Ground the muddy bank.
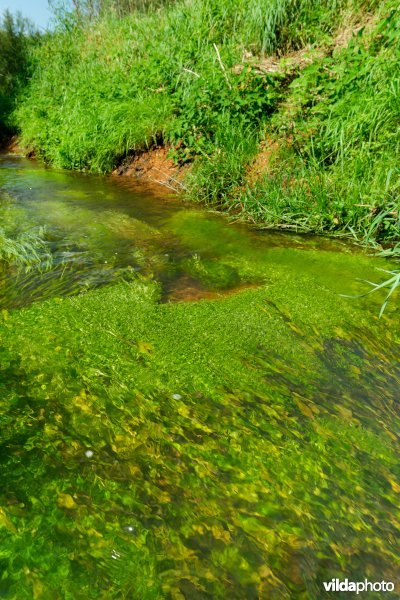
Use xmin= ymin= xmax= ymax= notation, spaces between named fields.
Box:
xmin=112 ymin=146 xmax=190 ymax=191
xmin=0 ymin=135 xmax=28 ymax=155
xmin=2 ymin=138 xmax=188 ymax=192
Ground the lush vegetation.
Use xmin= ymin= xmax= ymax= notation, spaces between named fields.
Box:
xmin=244 ymin=8 xmax=400 ymax=240
xmin=0 ymin=11 xmax=38 ymax=143
xmin=1 ymin=2 xmax=399 ymax=596
xmin=11 ymin=0 xmax=399 ymax=256
xmin=0 ymin=188 xmax=52 ymax=272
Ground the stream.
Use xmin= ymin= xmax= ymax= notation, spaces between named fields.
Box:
xmin=0 ymin=154 xmax=399 ymax=598
xmin=0 ymin=153 xmax=384 ymax=308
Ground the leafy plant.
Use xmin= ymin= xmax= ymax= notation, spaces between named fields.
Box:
xmin=0 ymin=10 xmax=38 ymax=141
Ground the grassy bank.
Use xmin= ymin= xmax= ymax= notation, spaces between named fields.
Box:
xmin=0 ymin=11 xmax=38 ymax=143
xmin=12 ymin=0 xmax=400 ymax=249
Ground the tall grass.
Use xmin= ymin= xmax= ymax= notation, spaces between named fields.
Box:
xmin=186 ymin=118 xmax=260 ymax=207
xmin=0 ymin=11 xmax=38 ymax=142
xmin=13 ymin=0 xmax=400 ymax=252
xmin=233 ymin=6 xmax=400 ymax=244
xmin=16 ymin=0 xmax=374 ymax=168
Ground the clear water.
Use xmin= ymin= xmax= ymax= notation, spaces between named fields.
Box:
xmin=0 ymin=154 xmax=374 ymax=309
xmin=1 ymin=154 xmax=400 ymax=599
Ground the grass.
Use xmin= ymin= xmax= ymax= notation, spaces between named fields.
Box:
xmin=341 ymin=267 xmax=400 ymax=317
xmin=240 ymin=7 xmax=400 ymax=239
xmin=0 ymin=11 xmax=38 ymax=142
xmin=0 ymin=191 xmax=53 ymax=271
xmin=12 ymin=0 xmax=399 ymax=255
xmin=1 ymin=2 xmax=399 ymax=594
xmin=10 ymin=0 xmax=399 ymax=317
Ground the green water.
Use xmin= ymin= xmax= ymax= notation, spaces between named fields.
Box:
xmin=0 ymin=155 xmax=400 ymax=599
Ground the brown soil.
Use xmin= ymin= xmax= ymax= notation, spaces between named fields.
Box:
xmin=242 ymin=16 xmax=378 ymax=185
xmin=332 ymin=13 xmax=377 ymax=51
xmin=246 ymin=138 xmax=279 ymax=184
xmin=233 ymin=14 xmax=377 ymax=77
xmin=2 ymin=135 xmax=25 ymax=154
xmin=113 ymin=146 xmax=190 ymax=192
xmin=232 ymin=46 xmax=324 ymax=77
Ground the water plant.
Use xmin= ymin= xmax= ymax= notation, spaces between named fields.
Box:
xmin=0 ymin=226 xmax=52 ymax=271
xmin=1 ymin=145 xmax=399 ymax=598
xmin=0 ymin=1 xmax=399 ymax=595
xmin=1 ymin=265 xmax=399 ymax=598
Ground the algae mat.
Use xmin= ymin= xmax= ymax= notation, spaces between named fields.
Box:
xmin=0 ymin=155 xmax=400 ymax=598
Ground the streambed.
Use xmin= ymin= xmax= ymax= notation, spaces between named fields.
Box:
xmin=0 ymin=154 xmax=399 ymax=598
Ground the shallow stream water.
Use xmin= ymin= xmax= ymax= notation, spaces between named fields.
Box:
xmin=1 ymin=154 xmax=400 ymax=599
xmin=0 ymin=153 xmax=379 ymax=308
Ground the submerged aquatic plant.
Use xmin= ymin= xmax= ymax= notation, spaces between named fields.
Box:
xmin=0 ymin=226 xmax=53 ymax=271
xmin=365 ymin=268 xmax=400 ymax=317
xmin=343 ymin=267 xmax=400 ymax=317
xmin=1 ymin=274 xmax=400 ymax=598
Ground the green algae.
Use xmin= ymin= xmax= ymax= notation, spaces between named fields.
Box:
xmin=180 ymin=256 xmax=242 ymax=291
xmin=1 ymin=274 xmax=400 ymax=598
xmin=1 ymin=157 xmax=400 ymax=598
